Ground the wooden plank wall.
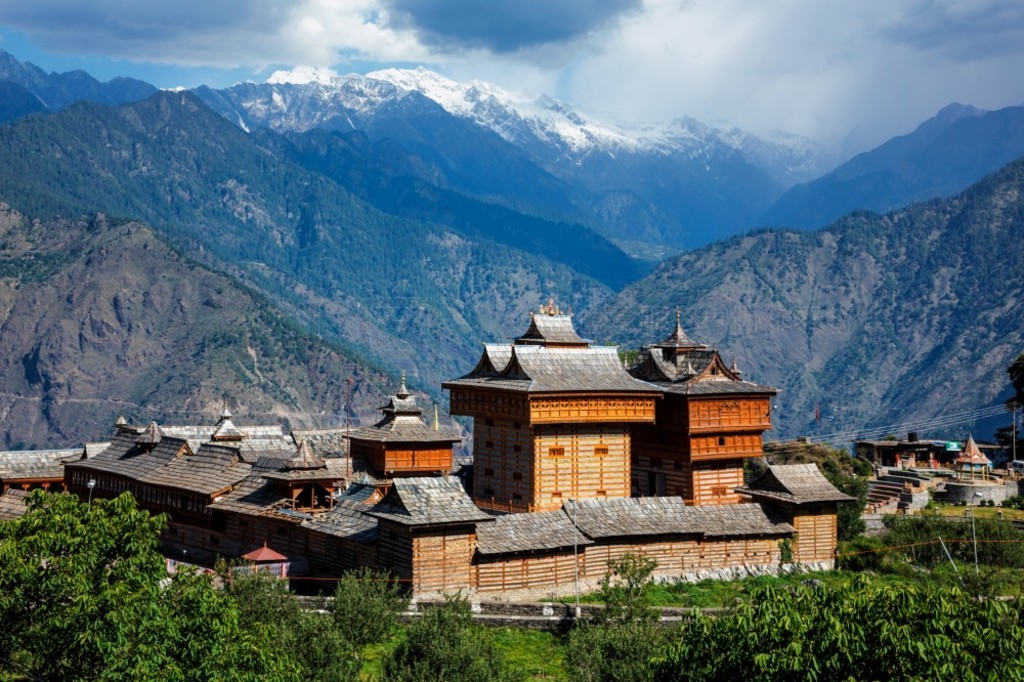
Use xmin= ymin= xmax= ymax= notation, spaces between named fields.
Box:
xmin=475 ymin=551 xmax=581 ymax=592
xmin=691 ymin=463 xmax=745 ymax=505
xmin=473 ymin=418 xmax=535 ymax=512
xmin=385 ymin=446 xmax=453 ymax=475
xmin=377 ymin=521 xmax=414 ymax=584
xmin=533 ymin=424 xmax=630 ymax=511
xmin=411 ymin=527 xmax=477 ymax=593
xmin=306 ymin=534 xmax=378 ymax=576
xmin=690 ymin=433 xmax=766 ymax=461
xmin=793 ymin=507 xmax=838 ymax=564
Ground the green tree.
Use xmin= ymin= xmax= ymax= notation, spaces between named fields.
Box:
xmin=0 ymin=491 xmax=296 ymax=682
xmin=227 ymin=569 xmax=357 ymax=682
xmin=653 ymin=576 xmax=1024 ymax=681
xmin=382 ymin=596 xmax=523 ymax=682
xmin=565 ymin=553 xmax=665 ymax=682
xmin=328 ymin=567 xmax=408 ymax=654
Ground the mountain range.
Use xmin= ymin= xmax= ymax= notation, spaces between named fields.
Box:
xmin=0 ymin=49 xmax=1021 ymax=446
xmin=0 ymin=206 xmax=397 ymax=449
xmin=584 ymin=158 xmax=1024 ymax=439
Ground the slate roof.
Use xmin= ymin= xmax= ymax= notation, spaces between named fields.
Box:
xmin=475 ymin=509 xmax=592 ymax=555
xmin=737 ymin=463 xmax=855 ymax=505
xmin=262 ymin=458 xmax=348 ymax=483
xmin=653 ymin=313 xmax=706 ymax=350
xmin=567 ymin=497 xmax=794 ymax=540
xmin=445 ymin=345 xmax=660 ymax=395
xmin=367 ymin=477 xmax=494 ymax=526
xmin=67 ymin=432 xmax=189 ymax=480
xmin=139 ymin=443 xmax=251 ymax=496
xmin=0 ymin=488 xmax=29 ymax=521
xmin=516 ymin=313 xmax=588 ymax=346
xmin=292 ymin=429 xmax=348 ymax=458
xmin=207 ymin=475 xmax=294 ymax=519
xmin=301 ymin=498 xmax=379 ymax=544
xmin=0 ymin=448 xmax=82 ymax=481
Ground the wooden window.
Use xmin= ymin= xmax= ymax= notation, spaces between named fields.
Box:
xmin=512 ymin=472 xmax=523 ymax=481
xmin=512 ymin=494 xmax=522 ymax=501
xmin=712 ymin=486 xmax=727 ymax=497
xmin=484 ymin=468 xmax=495 ymax=476
xmin=485 ymin=440 xmax=494 ymax=448
xmin=549 ymin=447 xmax=565 ymax=458
xmin=595 ymin=446 xmax=609 ymax=457
xmin=596 ymin=490 xmax=607 ymax=497
xmin=484 ymin=418 xmax=495 ymax=426
xmin=552 ymin=491 xmax=562 ymax=499
xmin=512 ymin=422 xmax=521 ymax=429
xmin=718 ymin=436 xmax=726 ymax=446
xmin=513 ymin=444 xmax=522 ymax=452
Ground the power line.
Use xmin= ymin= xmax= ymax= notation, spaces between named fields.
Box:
xmin=803 ymin=403 xmax=1010 ymax=444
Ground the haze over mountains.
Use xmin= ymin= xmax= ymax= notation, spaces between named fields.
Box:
xmin=0 ymin=49 xmax=1021 ymax=447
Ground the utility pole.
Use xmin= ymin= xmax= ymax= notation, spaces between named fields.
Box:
xmin=345 ymin=378 xmax=354 ymax=486
xmin=1011 ymin=400 xmax=1020 ymax=463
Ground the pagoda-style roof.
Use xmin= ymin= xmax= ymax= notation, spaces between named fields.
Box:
xmin=737 ymin=463 xmax=854 ymax=505
xmin=446 ymin=345 xmax=660 ymax=395
xmin=241 ymin=543 xmax=288 ymax=563
xmin=653 ymin=311 xmax=706 ymax=350
xmin=301 ymin=497 xmax=379 ymax=544
xmin=516 ymin=313 xmax=588 ymax=347
xmin=349 ymin=376 xmax=461 ymax=445
xmin=630 ymin=314 xmax=776 ymax=397
xmin=955 ymin=435 xmax=991 ymax=466
xmin=367 ymin=477 xmax=493 ymax=527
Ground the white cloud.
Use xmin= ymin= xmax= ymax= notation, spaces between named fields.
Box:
xmin=0 ymin=0 xmax=1021 ymax=145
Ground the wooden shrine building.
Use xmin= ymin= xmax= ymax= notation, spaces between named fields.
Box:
xmin=346 ymin=374 xmax=461 ymax=479
xmin=443 ymin=301 xmax=661 ymax=512
xmin=628 ymin=313 xmax=777 ymax=505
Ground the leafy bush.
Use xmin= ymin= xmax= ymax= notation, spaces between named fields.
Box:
xmin=653 ymin=577 xmax=1024 ymax=681
xmin=382 ymin=596 xmax=523 ymax=682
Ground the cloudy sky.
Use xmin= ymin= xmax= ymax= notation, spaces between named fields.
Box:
xmin=1 ymin=0 xmax=1022 ymax=149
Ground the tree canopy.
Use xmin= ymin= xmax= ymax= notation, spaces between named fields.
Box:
xmin=0 ymin=491 xmax=296 ymax=682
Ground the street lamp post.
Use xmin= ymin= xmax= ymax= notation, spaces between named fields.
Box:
xmin=971 ymin=491 xmax=983 ymax=576
xmin=86 ymin=479 xmax=96 ymax=510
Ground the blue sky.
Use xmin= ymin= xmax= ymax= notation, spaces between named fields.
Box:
xmin=1 ymin=0 xmax=1022 ymax=148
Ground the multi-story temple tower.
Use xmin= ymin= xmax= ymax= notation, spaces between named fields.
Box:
xmin=628 ymin=313 xmax=776 ymax=504
xmin=443 ymin=301 xmax=660 ymax=512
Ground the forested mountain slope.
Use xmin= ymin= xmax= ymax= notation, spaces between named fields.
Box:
xmin=584 ymin=158 xmax=1024 ymax=439
xmin=762 ymin=104 xmax=1024 ymax=230
xmin=0 ymin=206 xmax=396 ymax=448
xmin=0 ymin=91 xmax=613 ymax=393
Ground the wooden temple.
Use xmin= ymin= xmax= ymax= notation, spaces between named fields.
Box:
xmin=628 ymin=312 xmax=777 ymax=505
xmin=443 ymin=300 xmax=660 ymax=512
xmin=346 ymin=373 xmax=461 ymax=479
